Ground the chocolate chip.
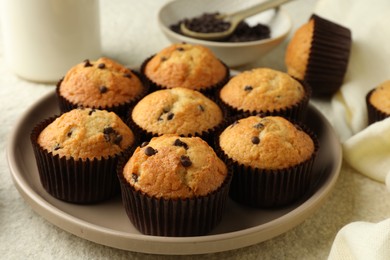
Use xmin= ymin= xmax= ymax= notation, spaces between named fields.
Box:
xmin=131 ymin=173 xmax=138 ymax=183
xmin=99 ymin=86 xmax=108 ymax=93
xmin=173 ymin=139 xmax=189 ymax=150
xmin=67 ymin=131 xmax=72 ymax=137
xmin=123 ymin=73 xmax=132 ymax=78
xmin=176 ymin=47 xmax=185 ymax=51
xmin=170 ymin=12 xmax=270 ymax=43
xmin=140 ymin=141 xmax=149 ymax=147
xmin=113 ymin=135 xmax=122 ymax=145
xmin=54 ymin=144 xmax=61 ymax=150
xmin=253 ymin=122 xmax=264 ymax=129
xmin=103 ymin=127 xmax=119 ymax=143
xmin=244 ymin=85 xmax=253 ymax=91
xmin=167 ymin=112 xmax=174 ymax=120
xmin=98 ymin=63 xmax=105 ymax=69
xmin=84 ymin=59 xmax=93 ymax=67
xmin=251 ymin=136 xmax=260 ymax=144
xmin=103 ymin=127 xmax=114 ymax=134
xmin=180 ymin=155 xmax=192 ymax=167
xmin=158 ymin=108 xmax=174 ymax=121
xmin=198 ymin=105 xmax=205 ymax=112
xmin=181 ymin=12 xmax=231 ymax=33
xmin=144 ymin=146 xmax=157 ymax=156
xmin=161 ymin=56 xmax=167 ymax=62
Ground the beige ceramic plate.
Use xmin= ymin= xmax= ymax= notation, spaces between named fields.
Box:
xmin=7 ymin=90 xmax=341 ymax=255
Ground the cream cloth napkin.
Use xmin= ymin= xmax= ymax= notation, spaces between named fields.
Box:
xmin=328 ymin=218 xmax=390 ymax=260
xmin=342 ymin=118 xmax=390 ymax=185
xmin=312 ymin=0 xmax=390 ymax=259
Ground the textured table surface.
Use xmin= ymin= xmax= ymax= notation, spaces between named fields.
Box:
xmin=2 ymin=1 xmax=390 ymax=259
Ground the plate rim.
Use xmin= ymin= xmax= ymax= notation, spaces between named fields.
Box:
xmin=6 ymin=90 xmax=342 ymax=255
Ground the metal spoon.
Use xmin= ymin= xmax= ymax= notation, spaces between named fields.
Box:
xmin=180 ymin=0 xmax=293 ymax=41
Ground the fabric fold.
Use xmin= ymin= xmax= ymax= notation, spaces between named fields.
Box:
xmin=343 ymin=117 xmax=390 ymax=184
xmin=328 ymin=219 xmax=390 ymax=260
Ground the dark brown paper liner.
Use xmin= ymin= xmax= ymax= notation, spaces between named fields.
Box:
xmin=30 ymin=116 xmax=132 ymax=204
xmin=304 ymin=14 xmax=352 ymax=97
xmin=140 ymin=55 xmax=230 ymax=98
xmin=215 ymin=120 xmax=319 ymax=208
xmin=126 ymin=96 xmax=230 ymax=147
xmin=56 ymin=70 xmax=150 ymax=120
xmin=117 ymin=154 xmax=232 ymax=236
xmin=217 ymin=77 xmax=311 ymax=122
xmin=366 ymin=88 xmax=390 ymax=125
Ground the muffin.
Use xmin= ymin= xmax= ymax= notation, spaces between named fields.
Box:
xmin=366 ymin=80 xmax=390 ymax=124
xmin=56 ymin=57 xmax=148 ymax=118
xmin=217 ymin=115 xmax=318 ymax=208
xmin=129 ymin=87 xmax=225 ymax=144
xmin=285 ymin=14 xmax=352 ymax=96
xmin=219 ymin=68 xmax=310 ymax=120
xmin=141 ymin=43 xmax=229 ymax=96
xmin=30 ymin=108 xmax=136 ymax=203
xmin=117 ymin=134 xmax=231 ymax=236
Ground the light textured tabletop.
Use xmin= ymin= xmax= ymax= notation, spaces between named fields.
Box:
xmin=2 ymin=0 xmax=390 ymax=259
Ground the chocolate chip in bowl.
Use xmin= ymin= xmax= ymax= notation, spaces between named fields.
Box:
xmin=158 ymin=0 xmax=292 ymax=67
xmin=170 ymin=12 xmax=271 ymax=42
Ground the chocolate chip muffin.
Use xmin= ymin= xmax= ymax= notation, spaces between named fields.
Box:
xmin=117 ymin=135 xmax=231 ymax=236
xmin=141 ymin=43 xmax=229 ymax=95
xmin=217 ymin=115 xmax=318 ymax=208
xmin=366 ymin=80 xmax=390 ymax=124
xmin=219 ymin=68 xmax=310 ymax=120
xmin=57 ymin=57 xmax=148 ymax=118
xmin=31 ymin=108 xmax=136 ymax=203
xmin=130 ymin=87 xmax=224 ymax=144
xmin=285 ymin=14 xmax=352 ymax=96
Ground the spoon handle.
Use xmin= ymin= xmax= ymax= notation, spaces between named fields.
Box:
xmin=228 ymin=0 xmax=294 ymax=24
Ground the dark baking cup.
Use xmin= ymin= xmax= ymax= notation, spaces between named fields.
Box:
xmin=304 ymin=14 xmax=352 ymax=97
xmin=126 ymin=96 xmax=230 ymax=147
xmin=140 ymin=55 xmax=230 ymax=98
xmin=218 ymin=77 xmax=311 ymax=122
xmin=56 ymin=70 xmax=150 ymax=120
xmin=30 ymin=116 xmax=133 ymax=204
xmin=366 ymin=88 xmax=390 ymax=125
xmin=117 ymin=154 xmax=232 ymax=236
xmin=215 ymin=120 xmax=319 ymax=208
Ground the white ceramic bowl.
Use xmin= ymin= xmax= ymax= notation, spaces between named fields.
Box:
xmin=158 ymin=0 xmax=292 ymax=68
